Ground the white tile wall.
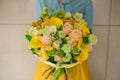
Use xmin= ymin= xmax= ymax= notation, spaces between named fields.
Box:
xmin=111 ymin=0 xmax=120 ymax=25
xmin=88 ymin=26 xmax=109 ymax=80
xmin=0 ymin=0 xmax=120 ymax=80
xmin=0 ymin=0 xmax=35 ymax=24
xmin=0 ymin=25 xmax=37 ymax=80
xmin=107 ymin=27 xmax=120 ymax=80
xmin=93 ymin=0 xmax=110 ymax=25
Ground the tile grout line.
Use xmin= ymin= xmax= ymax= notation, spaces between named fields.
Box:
xmin=105 ymin=0 xmax=112 ymax=80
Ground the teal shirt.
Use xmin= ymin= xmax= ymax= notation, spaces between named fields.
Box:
xmin=35 ymin=0 xmax=93 ymax=30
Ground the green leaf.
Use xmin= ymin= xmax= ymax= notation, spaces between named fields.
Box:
xmin=52 ymin=31 xmax=59 ymax=41
xmin=54 ymin=68 xmax=63 ymax=80
xmin=65 ymin=68 xmax=70 ymax=76
xmin=50 ymin=12 xmax=58 ymax=18
xmin=57 ymin=50 xmax=65 ymax=57
xmin=72 ymin=47 xmax=79 ymax=55
xmin=40 ymin=7 xmax=49 ymax=19
xmin=62 ymin=38 xmax=67 ymax=44
xmin=83 ymin=37 xmax=89 ymax=43
xmin=25 ymin=34 xmax=32 ymax=41
xmin=58 ymin=25 xmax=62 ymax=30
xmin=48 ymin=49 xmax=56 ymax=56
xmin=56 ymin=62 xmax=63 ymax=68
xmin=48 ymin=57 xmax=55 ymax=63
xmin=31 ymin=48 xmax=39 ymax=56
xmin=89 ymin=29 xmax=92 ymax=34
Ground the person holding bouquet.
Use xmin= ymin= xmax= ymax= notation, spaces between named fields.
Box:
xmin=33 ymin=0 xmax=93 ymax=80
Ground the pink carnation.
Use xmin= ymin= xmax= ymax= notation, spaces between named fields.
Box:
xmin=63 ymin=22 xmax=73 ymax=35
xmin=54 ymin=55 xmax=62 ymax=61
xmin=41 ymin=36 xmax=51 ymax=44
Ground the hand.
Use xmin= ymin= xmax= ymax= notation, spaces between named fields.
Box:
xmin=60 ymin=0 xmax=65 ymax=4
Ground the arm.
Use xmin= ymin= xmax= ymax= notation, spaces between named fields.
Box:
xmin=83 ymin=0 xmax=93 ymax=30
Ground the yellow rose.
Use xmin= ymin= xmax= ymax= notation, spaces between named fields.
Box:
xmin=42 ymin=18 xmax=51 ymax=27
xmin=74 ymin=23 xmax=90 ymax=37
xmin=42 ymin=52 xmax=49 ymax=60
xmin=39 ymin=48 xmax=49 ymax=61
xmin=79 ymin=23 xmax=90 ymax=36
xmin=74 ymin=50 xmax=88 ymax=64
xmin=50 ymin=17 xmax=63 ymax=28
xmin=77 ymin=39 xmax=83 ymax=50
xmin=29 ymin=36 xmax=41 ymax=48
xmin=75 ymin=43 xmax=89 ymax=64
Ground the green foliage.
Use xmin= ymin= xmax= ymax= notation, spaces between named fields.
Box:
xmin=83 ymin=37 xmax=89 ymax=43
xmin=62 ymin=38 xmax=67 ymax=44
xmin=72 ymin=47 xmax=79 ymax=55
xmin=40 ymin=7 xmax=49 ymax=18
xmin=48 ymin=49 xmax=56 ymax=56
xmin=57 ymin=50 xmax=65 ymax=57
xmin=58 ymin=25 xmax=62 ymax=30
xmin=50 ymin=8 xmax=64 ymax=19
xmin=62 ymin=53 xmax=72 ymax=63
xmin=25 ymin=33 xmax=32 ymax=41
xmin=51 ymin=31 xmax=59 ymax=41
xmin=65 ymin=68 xmax=70 ymax=76
xmin=31 ymin=48 xmax=39 ymax=56
xmin=54 ymin=68 xmax=63 ymax=80
xmin=48 ymin=57 xmax=55 ymax=63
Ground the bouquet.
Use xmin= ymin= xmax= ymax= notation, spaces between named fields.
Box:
xmin=25 ymin=8 xmax=98 ymax=80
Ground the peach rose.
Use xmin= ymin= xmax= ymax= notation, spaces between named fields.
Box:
xmin=69 ymin=29 xmax=82 ymax=42
xmin=66 ymin=37 xmax=77 ymax=47
xmin=63 ymin=22 xmax=73 ymax=35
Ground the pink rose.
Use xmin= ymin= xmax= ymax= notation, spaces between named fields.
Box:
xmin=63 ymin=22 xmax=73 ymax=35
xmin=41 ymin=36 xmax=51 ymax=44
xmin=54 ymin=55 xmax=62 ymax=61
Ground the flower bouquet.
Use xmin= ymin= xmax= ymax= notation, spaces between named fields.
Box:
xmin=25 ymin=8 xmax=98 ymax=80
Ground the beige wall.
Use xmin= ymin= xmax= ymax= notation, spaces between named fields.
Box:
xmin=0 ymin=0 xmax=120 ymax=80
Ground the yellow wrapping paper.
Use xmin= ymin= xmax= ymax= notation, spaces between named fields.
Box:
xmin=33 ymin=60 xmax=91 ymax=80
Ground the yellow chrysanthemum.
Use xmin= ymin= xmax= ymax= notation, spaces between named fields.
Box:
xmin=50 ymin=17 xmax=63 ymax=28
xmin=29 ymin=36 xmax=41 ymax=48
xmin=74 ymin=44 xmax=89 ymax=64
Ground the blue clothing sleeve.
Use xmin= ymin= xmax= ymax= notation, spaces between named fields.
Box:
xmin=35 ymin=0 xmax=44 ymax=21
xmin=34 ymin=0 xmax=61 ymax=21
xmin=83 ymin=0 xmax=93 ymax=30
